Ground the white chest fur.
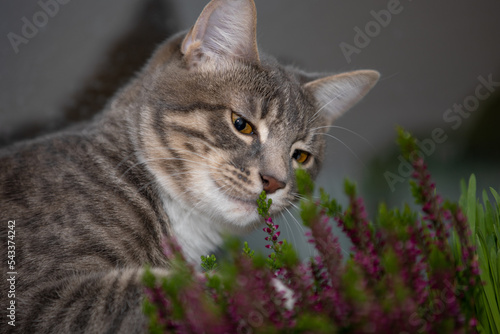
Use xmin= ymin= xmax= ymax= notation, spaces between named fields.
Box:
xmin=162 ymin=196 xmax=224 ymax=265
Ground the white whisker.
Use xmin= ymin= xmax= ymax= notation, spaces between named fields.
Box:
xmin=309 ymin=125 xmax=373 ymax=149
xmin=313 ymin=133 xmax=366 ymax=168
xmin=283 ymin=206 xmax=305 ymax=236
xmin=283 ymin=206 xmax=315 ymax=258
xmin=287 ymin=201 xmax=300 ymax=211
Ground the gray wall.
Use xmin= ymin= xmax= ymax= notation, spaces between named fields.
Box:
xmin=2 ymin=0 xmax=499 ymax=258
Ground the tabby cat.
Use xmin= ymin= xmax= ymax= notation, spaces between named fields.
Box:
xmin=0 ymin=0 xmax=379 ymax=332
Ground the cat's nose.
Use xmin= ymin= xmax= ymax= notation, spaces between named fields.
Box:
xmin=261 ymin=175 xmax=286 ymax=194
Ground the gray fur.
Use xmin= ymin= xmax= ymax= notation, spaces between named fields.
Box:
xmin=0 ymin=0 xmax=378 ymax=332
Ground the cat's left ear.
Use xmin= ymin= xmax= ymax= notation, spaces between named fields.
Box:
xmin=304 ymin=70 xmax=380 ymax=124
xmin=181 ymin=0 xmax=260 ymax=68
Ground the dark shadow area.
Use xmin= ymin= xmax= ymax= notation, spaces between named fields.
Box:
xmin=0 ymin=0 xmax=178 ymax=147
xmin=464 ymin=84 xmax=500 ymax=162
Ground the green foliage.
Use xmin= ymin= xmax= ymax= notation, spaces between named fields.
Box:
xmin=257 ymin=190 xmax=272 ymax=218
xmin=341 ymin=261 xmax=367 ymax=303
xmin=296 ymin=168 xmax=314 ymax=197
xmin=294 ymin=313 xmax=337 ymax=333
xmin=160 ymin=265 xmax=192 ymax=319
xmin=242 ymin=241 xmax=255 ymax=258
xmin=142 ymin=265 xmax=157 ymax=288
xmin=377 ymin=203 xmax=416 ymax=240
xmin=459 ymin=175 xmax=500 ymax=333
xmin=297 ymin=170 xmax=343 ymax=225
xmin=265 ymin=239 xmax=299 ymax=270
xmin=343 ymin=179 xmax=356 ymax=197
xmin=319 ymin=188 xmax=342 ymax=218
xmin=201 ymin=254 xmax=218 ymax=271
xmin=279 ymin=240 xmax=299 ymax=267
xmin=250 ymin=252 xmax=269 ymax=269
xmin=410 ymin=180 xmax=426 ymax=205
xmin=396 ymin=126 xmax=418 ymax=160
xmin=299 ymin=197 xmax=319 ymax=227
xmin=223 ymin=235 xmax=242 ymax=254
xmin=142 ymin=267 xmax=165 ymax=334
xmin=380 ymin=247 xmax=400 ymax=275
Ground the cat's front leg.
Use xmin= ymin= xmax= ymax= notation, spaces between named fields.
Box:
xmin=17 ymin=268 xmax=169 ymax=334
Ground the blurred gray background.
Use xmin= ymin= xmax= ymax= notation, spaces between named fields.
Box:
xmin=1 ymin=0 xmax=499 ymax=258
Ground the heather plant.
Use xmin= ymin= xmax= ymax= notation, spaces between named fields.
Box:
xmin=143 ymin=129 xmax=493 ymax=333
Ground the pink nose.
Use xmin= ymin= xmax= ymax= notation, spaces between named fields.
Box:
xmin=261 ymin=175 xmax=286 ymax=194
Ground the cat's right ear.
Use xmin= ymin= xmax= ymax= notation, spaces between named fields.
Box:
xmin=181 ymin=0 xmax=260 ymax=69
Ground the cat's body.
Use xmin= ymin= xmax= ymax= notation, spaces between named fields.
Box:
xmin=1 ymin=0 xmax=378 ymax=332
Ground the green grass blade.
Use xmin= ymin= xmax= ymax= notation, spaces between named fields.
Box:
xmin=489 ymin=248 xmax=499 ymax=299
xmin=467 ymin=175 xmax=477 ymax=237
xmin=477 ymin=236 xmax=500 ymax=331
xmin=490 ymin=187 xmax=500 ymax=207
xmin=477 ymin=202 xmax=486 ymax=240
xmin=496 ymin=224 xmax=500 ymax=253
xmin=483 ymin=190 xmax=494 ymax=231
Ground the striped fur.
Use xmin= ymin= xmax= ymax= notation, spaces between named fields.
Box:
xmin=0 ymin=0 xmax=378 ymax=332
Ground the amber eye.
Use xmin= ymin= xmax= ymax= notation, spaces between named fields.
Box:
xmin=292 ymin=150 xmax=310 ymax=164
xmin=231 ymin=112 xmax=254 ymax=135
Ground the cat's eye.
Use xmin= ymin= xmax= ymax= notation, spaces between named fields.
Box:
xmin=292 ymin=150 xmax=310 ymax=164
xmin=231 ymin=112 xmax=254 ymax=135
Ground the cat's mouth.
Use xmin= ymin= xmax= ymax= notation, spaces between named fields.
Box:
xmin=209 ymin=176 xmax=286 ymax=224
xmin=224 ymin=194 xmax=258 ymax=211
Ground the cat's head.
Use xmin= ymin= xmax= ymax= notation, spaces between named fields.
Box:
xmin=134 ymin=0 xmax=379 ymax=231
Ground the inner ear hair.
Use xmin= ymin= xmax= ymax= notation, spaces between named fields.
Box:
xmin=181 ymin=0 xmax=260 ymax=68
xmin=304 ymin=70 xmax=380 ymax=125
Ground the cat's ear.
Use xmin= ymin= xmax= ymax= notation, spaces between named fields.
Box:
xmin=304 ymin=70 xmax=380 ymax=124
xmin=181 ymin=0 xmax=260 ymax=68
